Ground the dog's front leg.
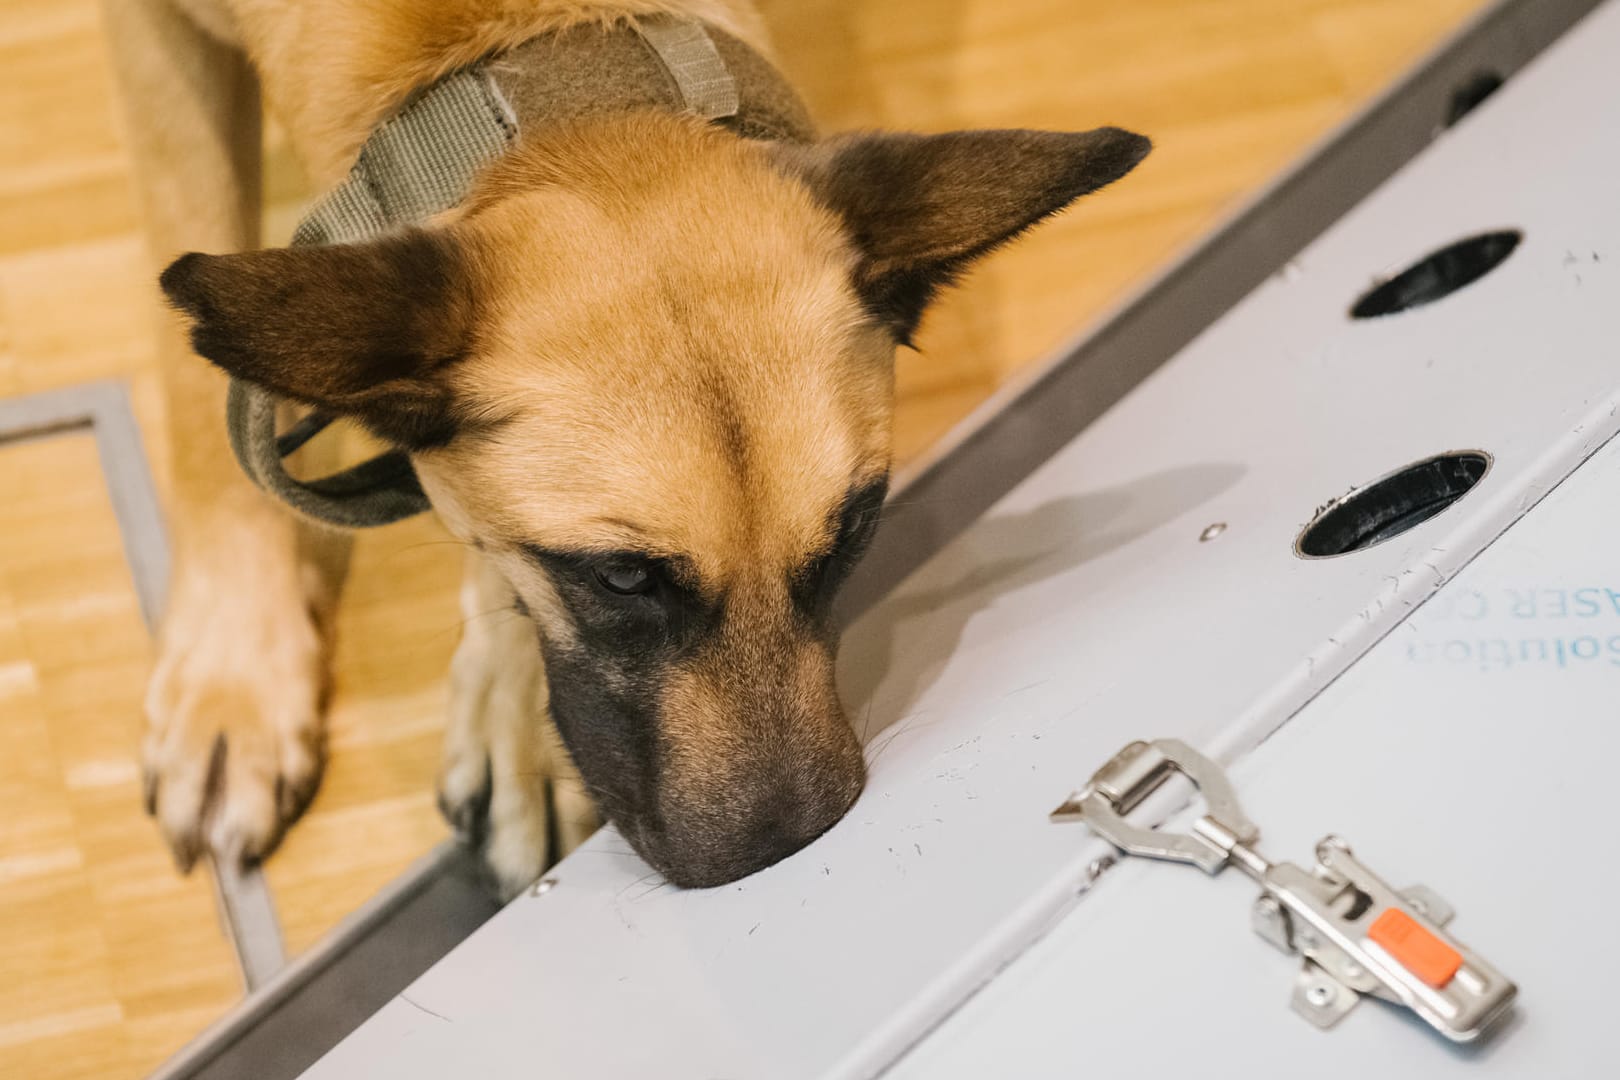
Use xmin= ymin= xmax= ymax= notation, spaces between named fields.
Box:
xmin=103 ymin=0 xmax=351 ymax=869
xmin=443 ymin=552 xmax=597 ymax=898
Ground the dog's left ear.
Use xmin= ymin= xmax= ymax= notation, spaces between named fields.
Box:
xmin=778 ymin=126 xmax=1151 ymax=345
xmin=159 ymin=229 xmax=475 ymax=448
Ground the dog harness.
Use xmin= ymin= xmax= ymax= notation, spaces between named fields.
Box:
xmin=226 ymin=15 xmax=813 ymax=528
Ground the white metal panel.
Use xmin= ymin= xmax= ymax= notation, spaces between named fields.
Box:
xmin=890 ymin=397 xmax=1620 ymax=1080
xmin=304 ymin=2 xmax=1620 ymax=1077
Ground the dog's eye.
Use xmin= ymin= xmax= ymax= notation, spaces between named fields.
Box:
xmin=594 ymin=564 xmax=655 ymax=596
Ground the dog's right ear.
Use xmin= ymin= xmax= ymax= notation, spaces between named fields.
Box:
xmin=777 ymin=126 xmax=1151 ymax=345
xmin=159 ymin=230 xmax=476 ymax=449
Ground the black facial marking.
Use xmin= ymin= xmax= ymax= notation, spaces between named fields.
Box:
xmin=792 ymin=476 xmax=889 ymax=622
xmin=516 ymin=546 xmax=717 ymax=842
xmin=515 ymin=478 xmax=885 ymax=886
xmin=522 ymin=546 xmax=717 ymax=646
xmin=537 ymin=637 xmax=666 ymax=838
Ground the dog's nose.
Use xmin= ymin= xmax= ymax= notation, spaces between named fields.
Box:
xmin=655 ymin=760 xmax=865 ymax=888
xmin=746 ymin=782 xmax=859 ymax=869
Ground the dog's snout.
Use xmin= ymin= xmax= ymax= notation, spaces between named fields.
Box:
xmin=652 ymin=747 xmax=866 ymax=889
xmin=745 ymin=769 xmax=863 ymax=869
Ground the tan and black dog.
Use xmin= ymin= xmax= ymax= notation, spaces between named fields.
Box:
xmin=105 ymin=0 xmax=1149 ymax=894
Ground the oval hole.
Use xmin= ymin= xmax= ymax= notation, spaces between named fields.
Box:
xmin=1350 ymin=231 xmax=1521 ymax=319
xmin=1296 ymin=452 xmax=1491 ymax=558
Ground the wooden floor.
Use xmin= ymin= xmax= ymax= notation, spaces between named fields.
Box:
xmin=0 ymin=0 xmax=1485 ymax=1076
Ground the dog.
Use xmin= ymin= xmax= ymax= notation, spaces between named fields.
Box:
xmin=104 ymin=0 xmax=1150 ymax=895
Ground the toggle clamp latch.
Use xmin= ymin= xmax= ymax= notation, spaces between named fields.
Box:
xmin=1051 ymin=739 xmax=1516 ymax=1042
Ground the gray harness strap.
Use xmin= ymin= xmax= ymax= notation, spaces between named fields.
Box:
xmin=229 ymin=15 xmax=747 ymax=528
xmin=632 ymin=15 xmax=739 ymax=120
xmin=291 ymin=70 xmax=517 ymax=248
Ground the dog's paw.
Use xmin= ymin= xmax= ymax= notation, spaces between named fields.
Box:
xmin=435 ymin=743 xmax=491 ymax=844
xmin=480 ymin=723 xmax=599 ymax=899
xmin=438 ymin=558 xmax=507 ymax=847
xmin=483 ymin=776 xmax=556 ymax=900
xmin=443 ymin=553 xmax=597 ymax=899
xmin=142 ymin=576 xmax=328 ymax=871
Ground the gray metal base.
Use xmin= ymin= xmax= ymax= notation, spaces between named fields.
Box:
xmin=151 ymin=844 xmax=500 ymax=1080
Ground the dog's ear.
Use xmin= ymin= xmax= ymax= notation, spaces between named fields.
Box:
xmin=159 ymin=230 xmax=475 ymax=448
xmin=779 ymin=127 xmax=1150 ymax=345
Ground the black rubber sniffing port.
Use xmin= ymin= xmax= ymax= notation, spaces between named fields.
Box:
xmin=1296 ymin=452 xmax=1491 ymax=558
xmin=1350 ymin=230 xmax=1521 ymax=319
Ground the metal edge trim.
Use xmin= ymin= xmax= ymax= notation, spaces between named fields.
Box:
xmin=148 ymin=842 xmax=466 ymax=1080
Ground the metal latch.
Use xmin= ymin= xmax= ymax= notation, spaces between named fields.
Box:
xmin=1052 ymin=738 xmax=1516 ymax=1042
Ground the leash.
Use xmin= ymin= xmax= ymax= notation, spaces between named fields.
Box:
xmin=227 ymin=15 xmax=748 ymax=528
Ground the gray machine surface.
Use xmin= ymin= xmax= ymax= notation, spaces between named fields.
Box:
xmin=293 ymin=0 xmax=1620 ymax=1076
xmin=836 ymin=0 xmax=1599 ymax=618
xmin=893 ymin=421 xmax=1620 ymax=1079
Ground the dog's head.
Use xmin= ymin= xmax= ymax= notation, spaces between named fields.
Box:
xmin=161 ymin=115 xmax=1148 ymax=886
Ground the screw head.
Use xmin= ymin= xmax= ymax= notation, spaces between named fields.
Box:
xmin=531 ymin=877 xmax=559 ymax=897
xmin=1305 ymin=982 xmax=1336 ymax=1007
xmin=1199 ymin=522 xmax=1228 ymax=542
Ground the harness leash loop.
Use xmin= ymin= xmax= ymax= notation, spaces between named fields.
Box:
xmin=226 ymin=15 xmax=740 ymax=529
xmin=227 ymin=381 xmax=431 ymax=529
